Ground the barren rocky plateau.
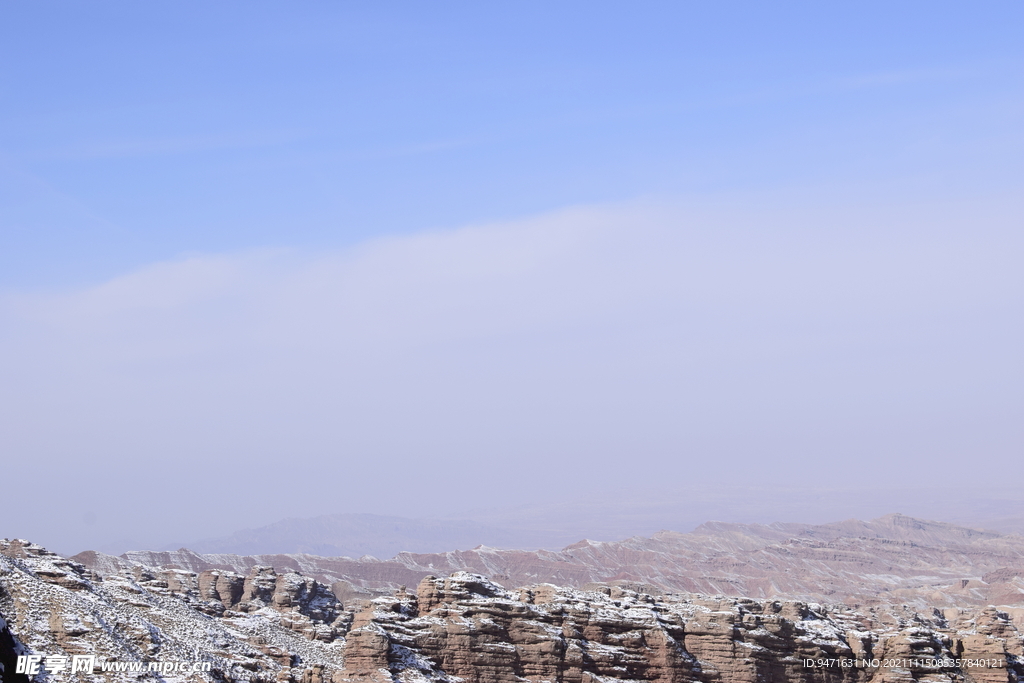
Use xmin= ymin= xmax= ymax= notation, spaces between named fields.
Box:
xmin=3 ymin=514 xmax=1024 ymax=683
xmin=82 ymin=514 xmax=1024 ymax=610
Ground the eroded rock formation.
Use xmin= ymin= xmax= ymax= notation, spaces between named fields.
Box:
xmin=4 ymin=538 xmax=1024 ymax=682
xmin=329 ymin=572 xmax=1024 ymax=683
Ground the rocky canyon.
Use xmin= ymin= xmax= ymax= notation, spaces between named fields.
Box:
xmin=3 ymin=515 xmax=1024 ymax=682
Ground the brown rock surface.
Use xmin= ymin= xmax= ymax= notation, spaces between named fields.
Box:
xmin=336 ymin=572 xmax=1024 ymax=683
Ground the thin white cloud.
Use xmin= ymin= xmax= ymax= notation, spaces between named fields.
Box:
xmin=1 ymin=193 xmax=1021 ymax=552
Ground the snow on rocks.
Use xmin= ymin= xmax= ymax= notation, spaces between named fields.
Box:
xmin=5 ymin=545 xmax=1024 ymax=682
xmin=1 ymin=539 xmax=347 ymax=682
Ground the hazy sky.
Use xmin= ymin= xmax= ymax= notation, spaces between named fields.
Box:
xmin=1 ymin=2 xmax=1022 ymax=554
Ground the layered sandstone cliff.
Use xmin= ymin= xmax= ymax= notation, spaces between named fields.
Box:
xmin=337 ymin=572 xmax=1024 ymax=683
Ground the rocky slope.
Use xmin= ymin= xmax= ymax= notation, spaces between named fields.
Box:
xmin=4 ymin=539 xmax=1024 ymax=683
xmin=1 ymin=539 xmax=349 ymax=682
xmin=89 ymin=515 xmax=1024 ymax=609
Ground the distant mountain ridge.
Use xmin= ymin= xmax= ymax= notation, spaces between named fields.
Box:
xmin=160 ymin=486 xmax=1024 ymax=562
xmin=80 ymin=513 xmax=1024 ymax=609
xmin=173 ymin=513 xmax=539 ymax=558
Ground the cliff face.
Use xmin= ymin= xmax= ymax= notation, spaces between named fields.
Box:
xmin=5 ymin=538 xmax=1024 ymax=683
xmin=338 ymin=573 xmax=1024 ymax=683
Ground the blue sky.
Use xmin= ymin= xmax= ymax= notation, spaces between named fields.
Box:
xmin=2 ymin=2 xmax=1023 ymax=554
xmin=3 ymin=1 xmax=1022 ymax=286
